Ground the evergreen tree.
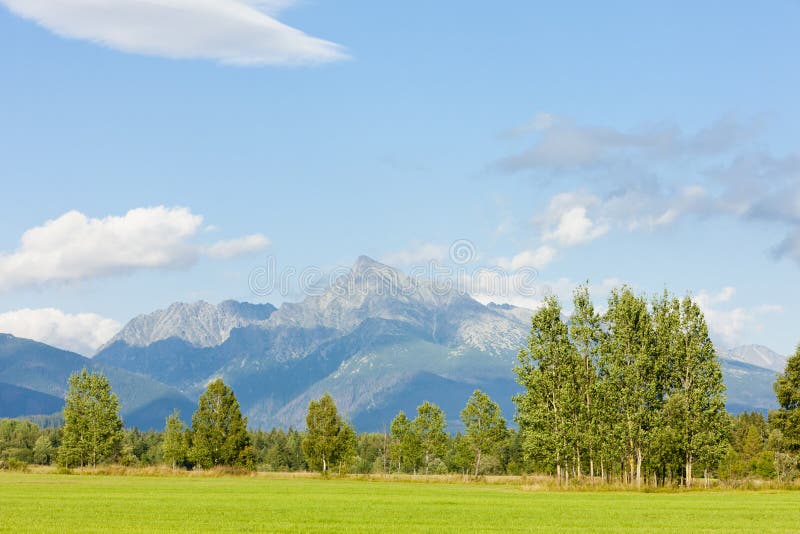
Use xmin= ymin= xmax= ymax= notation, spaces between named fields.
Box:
xmin=162 ymin=409 xmax=189 ymax=469
xmin=189 ymin=379 xmax=250 ymax=468
xmin=58 ymin=369 xmax=123 ymax=467
xmin=412 ymin=401 xmax=448 ymax=475
xmin=302 ymin=393 xmax=356 ymax=474
xmin=772 ymin=343 xmax=800 ymax=453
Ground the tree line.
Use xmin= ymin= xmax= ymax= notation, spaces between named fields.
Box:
xmin=1 ymin=284 xmax=800 ymax=485
xmin=0 ymin=370 xmax=514 ymax=476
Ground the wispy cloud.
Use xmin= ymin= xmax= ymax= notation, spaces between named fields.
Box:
xmin=0 ymin=308 xmax=121 ymax=355
xmin=496 ymin=113 xmax=758 ymax=172
xmin=494 ymin=246 xmax=557 ymax=271
xmin=206 ymin=234 xmax=270 ymax=259
xmin=0 ymin=0 xmax=347 ymax=66
xmin=692 ymin=287 xmax=783 ymax=348
xmin=495 ymin=112 xmax=800 ymax=267
xmin=0 ymin=206 xmax=270 ymax=293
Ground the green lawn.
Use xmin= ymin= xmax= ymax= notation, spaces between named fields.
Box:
xmin=1 ymin=473 xmax=799 ymax=533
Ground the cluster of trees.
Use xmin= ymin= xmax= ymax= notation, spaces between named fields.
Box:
xmin=387 ymin=392 xmax=507 ymax=476
xmin=514 ymin=287 xmax=729 ymax=487
xmin=2 ymin=293 xmax=800 ymax=486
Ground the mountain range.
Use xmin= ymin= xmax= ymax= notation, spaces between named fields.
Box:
xmin=0 ymin=256 xmax=790 ymax=430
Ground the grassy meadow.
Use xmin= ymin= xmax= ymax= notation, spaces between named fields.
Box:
xmin=1 ymin=472 xmax=800 ymax=533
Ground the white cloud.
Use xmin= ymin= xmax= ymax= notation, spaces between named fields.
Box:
xmin=538 ymin=192 xmax=609 ymax=247
xmin=381 ymin=243 xmax=448 ymax=267
xmin=469 ymin=272 xmax=621 ymax=314
xmin=0 ymin=308 xmax=121 ymax=356
xmin=205 ymin=234 xmax=270 ymax=259
xmin=0 ymin=0 xmax=347 ymax=66
xmin=0 ymin=206 xmax=270 ymax=293
xmin=494 ymin=246 xmax=556 ymax=271
xmin=693 ymin=287 xmax=783 ymax=348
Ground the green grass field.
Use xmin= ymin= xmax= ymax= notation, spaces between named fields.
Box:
xmin=1 ymin=472 xmax=799 ymax=533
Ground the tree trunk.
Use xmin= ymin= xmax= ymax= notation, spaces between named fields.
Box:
xmin=474 ymin=451 xmax=481 ymax=477
xmin=628 ymin=455 xmax=635 ymax=486
xmin=685 ymin=458 xmax=692 ymax=488
xmin=636 ymin=447 xmax=643 ymax=488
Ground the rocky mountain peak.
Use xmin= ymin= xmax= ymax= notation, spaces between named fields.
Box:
xmin=724 ymin=344 xmax=788 ymax=373
xmin=100 ymin=299 xmax=276 ymax=351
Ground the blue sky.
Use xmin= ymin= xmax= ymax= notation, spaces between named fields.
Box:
xmin=0 ymin=1 xmax=799 ymax=356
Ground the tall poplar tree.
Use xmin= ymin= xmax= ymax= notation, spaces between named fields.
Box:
xmin=514 ymin=295 xmax=580 ymax=481
xmin=672 ymin=296 xmax=728 ymax=486
xmin=600 ymin=287 xmax=655 ymax=487
xmin=569 ymin=285 xmax=603 ymax=480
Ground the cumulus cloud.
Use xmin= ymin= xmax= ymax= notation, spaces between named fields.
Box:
xmin=205 ymin=234 xmax=270 ymax=259
xmin=693 ymin=287 xmax=783 ymax=348
xmin=0 ymin=0 xmax=347 ymax=66
xmin=537 ymin=192 xmax=609 ymax=247
xmin=0 ymin=206 xmax=270 ymax=293
xmin=0 ymin=308 xmax=121 ymax=356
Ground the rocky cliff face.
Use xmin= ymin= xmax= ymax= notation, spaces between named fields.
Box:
xmin=100 ymin=300 xmax=276 ymax=350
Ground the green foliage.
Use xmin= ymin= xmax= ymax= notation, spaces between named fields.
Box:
xmin=0 ymin=419 xmax=40 ymax=464
xmin=389 ymin=411 xmax=421 ymax=473
xmin=189 ymin=379 xmax=250 ymax=469
xmin=251 ymin=428 xmax=306 ymax=471
xmin=302 ymin=393 xmax=356 ymax=474
xmin=58 ymin=369 xmax=123 ymax=468
xmin=514 ymin=286 xmax=729 ymax=486
xmin=461 ymin=390 xmax=507 ymax=476
xmin=412 ymin=401 xmax=448 ymax=475
xmin=162 ymin=410 xmax=189 ymax=469
xmin=772 ymin=344 xmax=800 ymax=452
xmin=514 ymin=295 xmax=580 ymax=479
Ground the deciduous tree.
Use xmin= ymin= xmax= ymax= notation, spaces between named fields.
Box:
xmin=461 ymin=390 xmax=507 ymax=476
xmin=58 ymin=369 xmax=123 ymax=468
xmin=412 ymin=401 xmax=448 ymax=475
xmin=302 ymin=393 xmax=356 ymax=475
